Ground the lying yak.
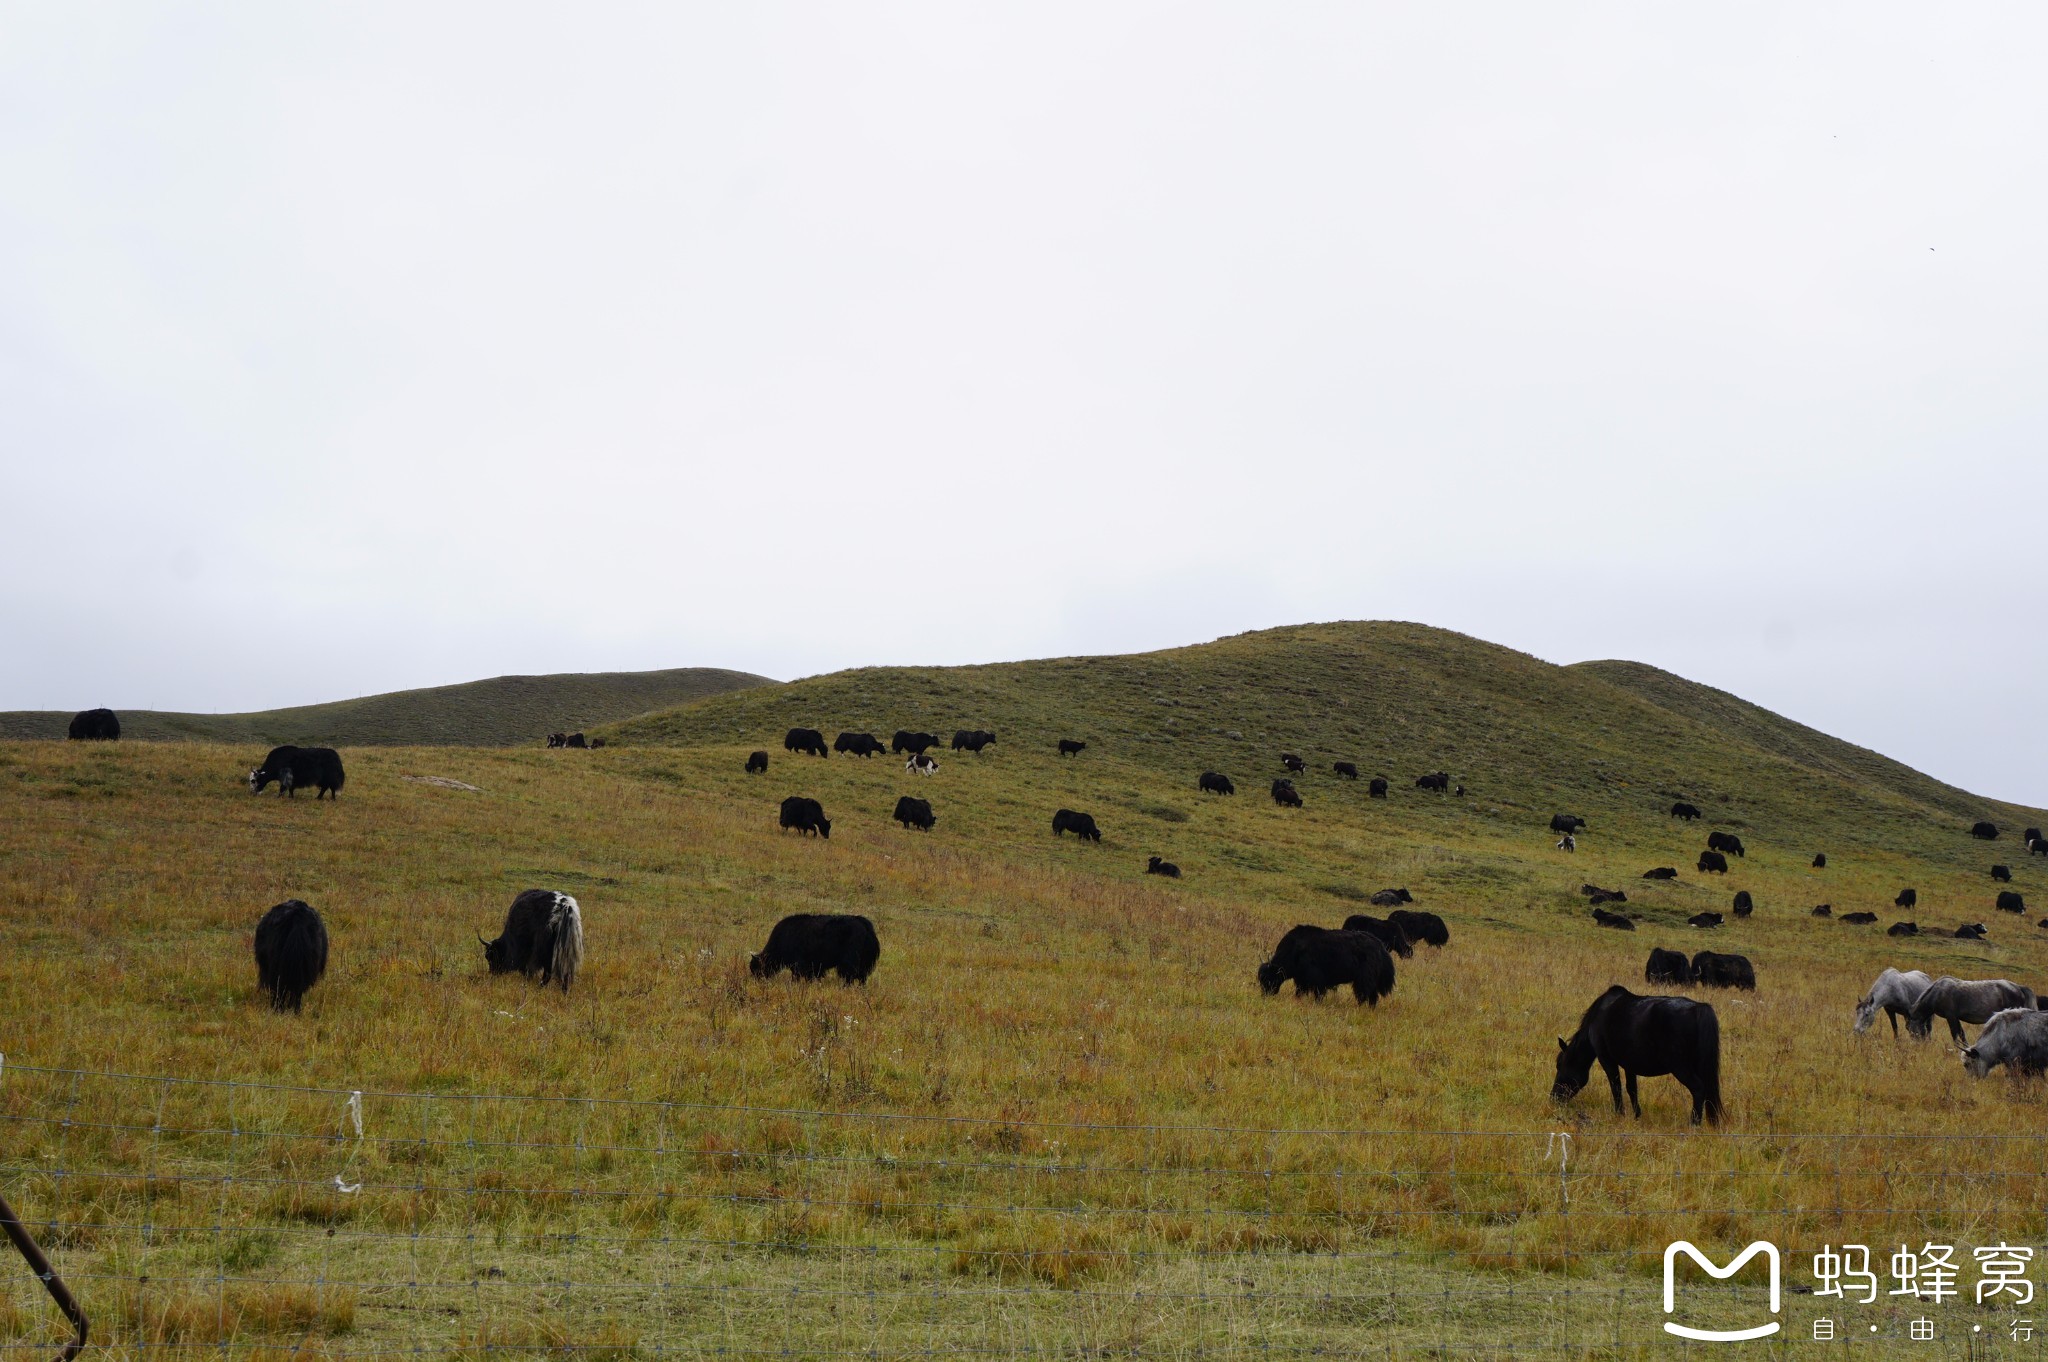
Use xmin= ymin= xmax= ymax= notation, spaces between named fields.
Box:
xmin=1593 ymin=908 xmax=1636 ymax=931
xmin=1145 ymin=855 xmax=1181 ymax=879
xmin=1256 ymin=926 xmax=1395 ymax=1006
xmin=750 ymin=913 xmax=880 ymax=983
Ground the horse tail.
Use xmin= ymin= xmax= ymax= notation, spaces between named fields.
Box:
xmin=548 ymin=894 xmax=583 ymax=992
xmin=1695 ymin=1006 xmax=1724 ymax=1124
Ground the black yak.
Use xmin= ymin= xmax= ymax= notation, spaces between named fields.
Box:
xmin=1368 ymin=778 xmax=1389 ymax=798
xmin=564 ymin=733 xmax=588 ymax=748
xmin=1198 ymin=771 xmax=1236 ymax=796
xmin=1550 ymin=814 xmax=1586 ymax=835
xmin=952 ymin=729 xmax=997 ymax=753
xmin=1593 ymin=907 xmax=1635 ymax=930
xmin=834 ymin=731 xmax=886 ymax=757
xmin=1642 ymin=867 xmax=1679 ymax=880
xmin=891 ymin=730 xmax=940 ymax=754
xmin=893 ymin=796 xmax=935 ymax=831
xmin=253 ymin=899 xmax=328 ymax=1013
xmin=1955 ymin=922 xmax=1988 ymax=939
xmin=1812 ymin=903 xmax=1833 ymax=917
xmin=745 ymin=750 xmax=769 ymax=773
xmin=1369 ymin=888 xmax=1414 ymax=907
xmin=1707 ymin=831 xmax=1746 ymax=858
xmin=1690 ymin=950 xmax=1756 ymax=991
xmin=1841 ymin=911 xmax=1878 ymax=924
xmin=1280 ymin=753 xmax=1306 ymax=773
xmin=1689 ymin=912 xmax=1724 ymax=929
xmin=546 ymin=732 xmax=566 ymax=747
xmin=1670 ymin=802 xmax=1702 ymax=821
xmin=750 ymin=913 xmax=879 ymax=983
xmin=480 ymin=889 xmax=583 ymax=991
xmin=1415 ymin=772 xmax=1450 ymax=792
xmin=1888 ymin=921 xmax=1919 ymax=937
xmin=67 ymin=708 xmax=120 ymax=741
xmin=779 ymin=796 xmax=831 ymax=838
xmin=1645 ymin=948 xmax=1693 ymax=985
xmin=249 ymin=746 xmax=346 ymax=799
xmin=1058 ymin=739 xmax=1087 ymax=757
xmin=1341 ymin=914 xmax=1414 ymax=957
xmin=785 ymin=728 xmax=829 ymax=757
xmin=1697 ymin=851 xmax=1729 ymax=874
xmin=1145 ymin=855 xmax=1180 ymax=879
xmin=1052 ymin=809 xmax=1101 ymax=841
xmin=1388 ymin=909 xmax=1448 ymax=947
xmin=1895 ymin=888 xmax=1918 ymax=910
xmin=1731 ymin=890 xmax=1753 ymax=917
xmin=1256 ymin=926 xmax=1395 ymax=1005
xmin=1271 ymin=779 xmax=1302 ymax=808
xmin=1998 ymin=891 xmax=2026 ymax=914
xmin=1333 ymin=761 xmax=1359 ymax=780
xmin=1553 ymin=985 xmax=1722 ymax=1124
xmin=1972 ymin=821 xmax=2000 ymax=840
xmin=1812 ymin=853 xmax=1827 ymax=868
xmin=1993 ymin=865 xmax=2012 ymax=882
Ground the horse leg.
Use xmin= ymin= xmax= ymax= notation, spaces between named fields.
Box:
xmin=1624 ymin=1071 xmax=1643 ymax=1119
xmin=1950 ymin=1016 xmax=1967 ymax=1045
xmin=1600 ymin=1059 xmax=1625 ymax=1115
xmin=1887 ymin=1007 xmax=1901 ymax=1039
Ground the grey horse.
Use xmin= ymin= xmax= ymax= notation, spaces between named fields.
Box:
xmin=1854 ymin=968 xmax=1933 ymax=1038
xmin=1963 ymin=1008 xmax=2048 ymax=1077
xmin=1906 ymin=977 xmax=2038 ymax=1043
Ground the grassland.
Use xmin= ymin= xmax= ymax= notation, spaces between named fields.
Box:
xmin=0 ymin=666 xmax=773 ymax=747
xmin=2 ymin=622 xmax=2046 ymax=1358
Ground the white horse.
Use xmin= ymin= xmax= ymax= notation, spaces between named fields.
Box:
xmin=1854 ymin=968 xmax=1932 ymax=1037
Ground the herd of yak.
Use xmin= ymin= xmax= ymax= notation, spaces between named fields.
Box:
xmin=60 ymin=706 xmax=2048 ymax=1127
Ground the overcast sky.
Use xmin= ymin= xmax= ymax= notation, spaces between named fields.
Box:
xmin=3 ymin=4 xmax=2043 ymax=804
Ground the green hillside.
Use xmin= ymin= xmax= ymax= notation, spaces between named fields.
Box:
xmin=0 ymin=666 xmax=774 ymax=747
xmin=607 ymin=621 xmax=2042 ymax=858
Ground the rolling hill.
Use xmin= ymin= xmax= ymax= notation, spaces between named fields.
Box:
xmin=0 ymin=666 xmax=775 ymax=748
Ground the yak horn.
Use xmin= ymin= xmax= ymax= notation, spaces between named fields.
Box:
xmin=477 ymin=932 xmax=489 ymax=946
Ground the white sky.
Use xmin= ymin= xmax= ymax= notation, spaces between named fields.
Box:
xmin=3 ymin=4 xmax=2044 ymax=804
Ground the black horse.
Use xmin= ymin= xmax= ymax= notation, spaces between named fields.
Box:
xmin=1552 ymin=985 xmax=1723 ymax=1125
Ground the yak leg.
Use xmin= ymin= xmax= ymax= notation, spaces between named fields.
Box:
xmin=1623 ymin=1070 xmax=1643 ymax=1118
xmin=1599 ymin=1059 xmax=1626 ymax=1115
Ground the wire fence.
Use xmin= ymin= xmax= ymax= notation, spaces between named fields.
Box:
xmin=5 ymin=1060 xmax=2048 ymax=1358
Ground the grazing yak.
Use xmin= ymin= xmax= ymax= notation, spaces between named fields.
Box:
xmin=1972 ymin=821 xmax=2000 ymax=840
xmin=1271 ymin=779 xmax=1302 ymax=808
xmin=893 ymin=796 xmax=935 ymax=831
xmin=253 ymin=900 xmax=328 ymax=1013
xmin=1645 ymin=948 xmax=1693 ymax=985
xmin=952 ymin=729 xmax=997 ymax=753
xmin=891 ymin=730 xmax=941 ymax=755
xmin=834 ymin=731 xmax=886 ymax=757
xmin=1998 ymin=891 xmax=2027 ymax=914
xmin=481 ymin=889 xmax=583 ymax=992
xmin=1908 ymin=977 xmax=2038 ymax=1043
xmin=1993 ymin=865 xmax=2013 ymax=882
xmin=1257 ymin=926 xmax=1396 ymax=1005
xmin=1840 ymin=911 xmax=1878 ymax=924
xmin=1731 ymin=890 xmax=1753 ymax=917
xmin=1691 ymin=951 xmax=1756 ymax=990
xmin=1388 ymin=909 xmax=1448 ymax=947
xmin=2026 ymin=827 xmax=2045 ymax=855
xmin=1895 ymin=888 xmax=1918 ymax=910
xmin=1646 ymin=950 xmax=1695 ymax=983
xmin=546 ymin=732 xmax=566 ymax=747
xmin=1557 ymin=834 xmax=1577 ymax=853
xmin=1280 ymin=753 xmax=1307 ymax=774
xmin=1697 ymin=851 xmax=1729 ymax=874
xmin=1642 ymin=867 xmax=1679 ymax=880
xmin=1812 ymin=904 xmax=1833 ymax=917
xmin=1340 ymin=914 xmax=1414 ymax=957
xmin=1855 ymin=968 xmax=1935 ymax=1037
xmin=1058 ymin=739 xmax=1087 ymax=757
xmin=905 ymin=753 xmax=938 ymax=775
xmin=1198 ymin=771 xmax=1236 ymax=796
xmin=1369 ymin=888 xmax=1414 ymax=907
xmin=1812 ymin=853 xmax=1827 ymax=868
xmin=1549 ymin=814 xmax=1586 ymax=835
xmin=1553 ymin=985 xmax=1723 ymax=1125
xmin=1593 ymin=907 xmax=1636 ymax=930
xmin=1888 ymin=921 xmax=1919 ymax=937
xmin=1367 ymin=778 xmax=1389 ymax=798
xmin=779 ymin=796 xmax=832 ymax=838
xmin=1415 ymin=771 xmax=1451 ymax=792
xmin=67 ymin=708 xmax=121 ymax=741
xmin=249 ymin=746 xmax=346 ymax=800
xmin=1333 ymin=761 xmax=1359 ymax=780
xmin=1688 ymin=912 xmax=1724 ymax=929
xmin=1963 ymin=1008 xmax=2048 ymax=1078
xmin=1052 ymin=809 xmax=1101 ymax=841
xmin=745 ymin=750 xmax=769 ymax=773
xmin=750 ymin=913 xmax=879 ymax=984
xmin=1706 ymin=831 xmax=1745 ymax=858
xmin=785 ymin=728 xmax=829 ymax=757
xmin=1670 ymin=802 xmax=1702 ymax=821
xmin=1145 ymin=855 xmax=1181 ymax=879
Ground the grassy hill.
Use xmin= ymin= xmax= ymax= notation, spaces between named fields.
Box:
xmin=605 ymin=621 xmax=2041 ymax=860
xmin=0 ymin=666 xmax=774 ymax=747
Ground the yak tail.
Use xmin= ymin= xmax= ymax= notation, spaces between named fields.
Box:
xmin=1695 ymin=1007 xmax=1724 ymax=1124
xmin=549 ymin=894 xmax=584 ymax=992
